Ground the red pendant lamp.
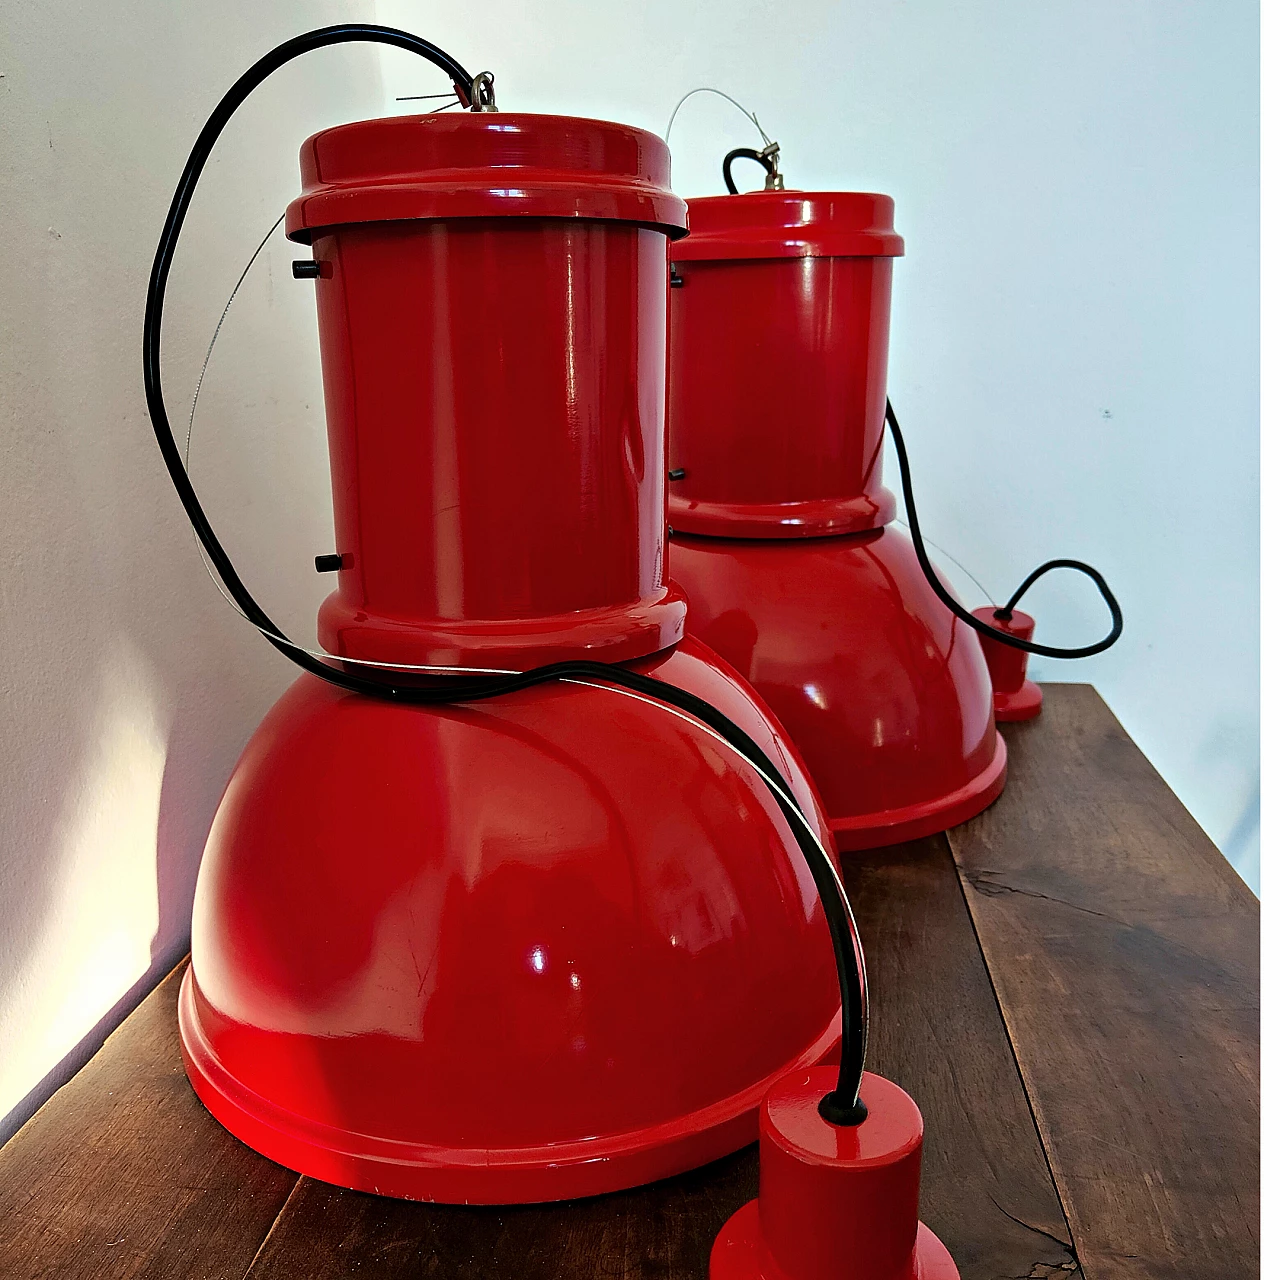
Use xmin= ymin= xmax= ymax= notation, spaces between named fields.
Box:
xmin=667 ymin=188 xmax=1007 ymax=853
xmin=144 ymin=31 xmax=846 ymax=1205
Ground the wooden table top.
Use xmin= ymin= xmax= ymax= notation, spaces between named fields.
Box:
xmin=0 ymin=685 xmax=1259 ymax=1279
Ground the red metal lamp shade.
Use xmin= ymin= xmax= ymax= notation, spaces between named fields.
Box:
xmin=178 ymin=112 xmax=843 ymax=1203
xmin=667 ymin=192 xmax=1006 ymax=852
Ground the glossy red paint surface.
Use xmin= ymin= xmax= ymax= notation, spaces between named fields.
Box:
xmin=288 ymin=114 xmax=688 ymax=670
xmin=972 ymin=606 xmax=1044 ymax=722
xmin=710 ymin=1068 xmax=959 ymax=1280
xmin=666 ymin=187 xmax=1004 ymax=846
xmin=671 ymin=527 xmax=1006 ymax=852
xmin=286 ymin=113 xmax=687 ymax=241
xmin=667 ymin=193 xmax=902 ymax=539
xmin=181 ymin=638 xmax=841 ymax=1203
xmin=669 ymin=191 xmax=903 ymax=263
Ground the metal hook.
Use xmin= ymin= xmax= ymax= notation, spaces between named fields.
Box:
xmin=759 ymin=141 xmax=785 ymax=190
xmin=470 ymin=71 xmax=498 ymax=112
xmin=723 ymin=141 xmax=785 ymax=194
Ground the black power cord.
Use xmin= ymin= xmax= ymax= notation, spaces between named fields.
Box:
xmin=143 ymin=25 xmax=870 ymax=1124
xmin=723 ymin=146 xmax=776 ymax=194
xmin=885 ymin=400 xmax=1123 ymax=658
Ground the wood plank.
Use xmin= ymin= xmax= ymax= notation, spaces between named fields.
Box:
xmin=948 ymin=683 xmax=1259 ymax=1280
xmin=0 ymin=962 xmax=299 ymax=1280
xmin=848 ymin=835 xmax=1076 ymax=1280
xmin=244 ymin=1152 xmax=758 ymax=1280
xmin=245 ymin=835 xmax=1073 ymax=1279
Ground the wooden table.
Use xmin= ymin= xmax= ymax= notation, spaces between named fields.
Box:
xmin=0 ymin=685 xmax=1258 ymax=1279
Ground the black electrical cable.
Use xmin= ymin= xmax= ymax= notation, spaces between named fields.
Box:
xmin=722 ymin=147 xmax=773 ymax=194
xmin=884 ymin=400 xmax=1123 ymax=659
xmin=143 ymin=25 xmax=870 ymax=1124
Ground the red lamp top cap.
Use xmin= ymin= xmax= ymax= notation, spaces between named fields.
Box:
xmin=670 ymin=190 xmax=903 ymax=263
xmin=763 ymin=1068 xmax=923 ymax=1167
xmin=287 ymin=112 xmax=689 ymax=242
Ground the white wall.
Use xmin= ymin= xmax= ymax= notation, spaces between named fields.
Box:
xmin=376 ymin=0 xmax=1259 ymax=887
xmin=0 ymin=0 xmax=383 ymax=1142
xmin=0 ymin=0 xmax=1257 ymax=1141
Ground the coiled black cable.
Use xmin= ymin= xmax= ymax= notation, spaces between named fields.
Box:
xmin=143 ymin=25 xmax=870 ymax=1123
xmin=885 ymin=399 xmax=1123 ymax=659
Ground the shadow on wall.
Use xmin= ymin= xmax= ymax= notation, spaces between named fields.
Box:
xmin=0 ymin=577 xmax=289 ymax=1148
xmin=0 ymin=200 xmax=303 ymax=1144
xmin=0 ymin=644 xmax=169 ymax=1145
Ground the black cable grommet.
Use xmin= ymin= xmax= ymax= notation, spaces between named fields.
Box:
xmin=818 ymin=1091 xmax=868 ymax=1127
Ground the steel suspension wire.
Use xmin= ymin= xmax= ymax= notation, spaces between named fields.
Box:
xmin=143 ymin=25 xmax=870 ymax=1122
xmin=884 ymin=399 xmax=1123 ymax=659
xmin=664 ymin=87 xmax=771 ymax=146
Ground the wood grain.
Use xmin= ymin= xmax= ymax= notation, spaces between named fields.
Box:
xmin=948 ymin=684 xmax=1259 ymax=1279
xmin=847 ymin=834 xmax=1076 ymax=1279
xmin=245 ymin=1152 xmax=758 ymax=1280
xmin=0 ymin=962 xmax=299 ymax=1280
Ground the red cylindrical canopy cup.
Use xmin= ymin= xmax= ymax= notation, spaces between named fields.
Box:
xmin=668 ymin=192 xmax=1006 ymax=851
xmin=972 ymin=606 xmax=1044 ymax=721
xmin=710 ymin=1069 xmax=960 ymax=1280
xmin=178 ymin=112 xmax=844 ymax=1205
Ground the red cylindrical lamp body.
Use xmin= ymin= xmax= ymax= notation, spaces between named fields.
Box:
xmin=668 ymin=192 xmax=1006 ymax=851
xmin=668 ymin=195 xmax=899 ymax=539
xmin=295 ymin=115 xmax=686 ymax=670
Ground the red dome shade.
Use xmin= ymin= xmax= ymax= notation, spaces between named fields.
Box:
xmin=670 ymin=529 xmax=1005 ymax=851
xmin=180 ymin=641 xmax=841 ymax=1203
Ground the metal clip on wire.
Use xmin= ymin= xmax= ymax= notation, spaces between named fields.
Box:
xmin=723 ymin=141 xmax=784 ymax=194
